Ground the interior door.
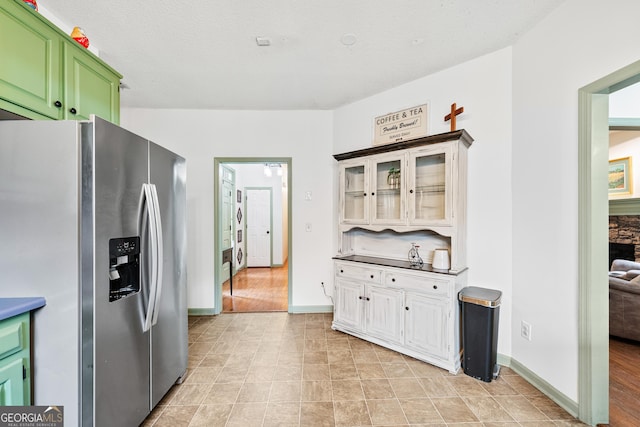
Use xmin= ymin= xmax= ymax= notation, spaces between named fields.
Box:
xmin=246 ymin=188 xmax=271 ymax=267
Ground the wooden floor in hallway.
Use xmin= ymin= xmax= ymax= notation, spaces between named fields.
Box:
xmin=222 ymin=262 xmax=288 ymax=312
xmin=609 ymin=336 xmax=640 ymax=426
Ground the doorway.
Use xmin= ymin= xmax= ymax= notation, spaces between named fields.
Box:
xmin=578 ymin=60 xmax=640 ymax=425
xmin=213 ymin=158 xmax=292 ymax=314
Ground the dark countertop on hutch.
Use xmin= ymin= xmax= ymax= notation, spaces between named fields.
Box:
xmin=333 ymin=254 xmax=467 ymax=276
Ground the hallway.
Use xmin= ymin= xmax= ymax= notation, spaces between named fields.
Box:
xmin=222 ymin=263 xmax=288 ymax=312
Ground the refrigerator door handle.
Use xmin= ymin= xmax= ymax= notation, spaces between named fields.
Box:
xmin=140 ymin=183 xmax=158 ymax=332
xmin=150 ymin=184 xmax=163 ymax=326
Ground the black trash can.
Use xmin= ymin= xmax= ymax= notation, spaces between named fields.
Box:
xmin=458 ymin=286 xmax=502 ymax=382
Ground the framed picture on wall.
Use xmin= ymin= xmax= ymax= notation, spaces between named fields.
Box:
xmin=609 ymin=157 xmax=633 ymax=196
xmin=237 ymin=230 xmax=242 ymax=243
xmin=237 ymin=190 xmax=242 ymax=203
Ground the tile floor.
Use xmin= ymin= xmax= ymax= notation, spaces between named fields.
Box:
xmin=142 ymin=312 xmax=587 ymax=426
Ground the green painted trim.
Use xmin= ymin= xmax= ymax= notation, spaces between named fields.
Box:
xmin=609 ymin=117 xmax=640 ymax=130
xmin=188 ymin=308 xmax=217 ymax=316
xmin=0 ymin=98 xmax=52 ymax=120
xmin=609 ymin=198 xmax=640 ymax=215
xmin=214 ymin=157 xmax=293 ymax=315
xmin=508 ymin=357 xmax=579 ymax=418
xmin=288 ymin=305 xmax=334 ymax=314
xmin=577 ymin=58 xmax=640 ymax=425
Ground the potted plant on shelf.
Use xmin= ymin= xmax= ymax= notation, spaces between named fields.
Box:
xmin=387 ymin=167 xmax=401 ymax=188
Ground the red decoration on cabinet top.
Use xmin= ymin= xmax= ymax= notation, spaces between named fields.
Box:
xmin=71 ymin=27 xmax=90 ymax=48
xmin=23 ymin=0 xmax=37 ymax=11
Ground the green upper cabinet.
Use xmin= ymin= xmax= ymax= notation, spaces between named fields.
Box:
xmin=0 ymin=0 xmax=121 ymax=123
xmin=64 ymin=41 xmax=120 ymax=123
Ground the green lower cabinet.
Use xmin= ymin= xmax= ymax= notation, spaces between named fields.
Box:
xmin=0 ymin=0 xmax=121 ymax=123
xmin=0 ymin=312 xmax=31 ymax=406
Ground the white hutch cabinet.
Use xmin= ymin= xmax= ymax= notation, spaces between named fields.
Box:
xmin=332 ymin=130 xmax=472 ymax=374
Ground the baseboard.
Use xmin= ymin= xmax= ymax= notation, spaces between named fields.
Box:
xmin=288 ymin=305 xmax=333 ymax=313
xmin=188 ymin=308 xmax=217 ymax=316
xmin=498 ymin=353 xmax=579 ymax=418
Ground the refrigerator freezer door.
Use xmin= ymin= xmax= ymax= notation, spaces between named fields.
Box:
xmin=149 ymin=142 xmax=188 ymax=408
xmin=89 ymin=117 xmax=151 ymax=426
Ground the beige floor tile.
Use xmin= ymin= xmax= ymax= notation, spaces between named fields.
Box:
xmin=351 ymin=349 xmax=380 ymax=363
xmin=480 ymin=376 xmax=519 ymax=396
xmin=356 ymin=362 xmax=387 ymax=379
xmin=398 ymin=397 xmax=443 ymax=424
xmin=171 ymin=384 xmax=212 ymax=406
xmin=326 ymin=336 xmax=350 ymax=349
xmin=431 ymin=397 xmax=479 ymax=423
xmin=374 ymin=347 xmax=406 ymax=363
xmin=152 ymin=405 xmax=199 ymax=427
xmin=302 ymin=380 xmax=333 ymax=402
xmin=419 ymin=377 xmax=458 ymax=397
xmin=306 ymin=339 xmax=329 ymax=352
xmin=251 ymin=351 xmax=279 ymax=366
xmin=327 ymin=349 xmax=354 ymax=364
xmin=389 ymin=378 xmax=427 ymax=398
xmin=494 ymin=395 xmax=549 ymax=422
xmin=263 ymin=401 xmax=301 ymax=427
xmin=406 ymin=359 xmax=448 ymax=377
xmin=446 ymin=375 xmax=491 ymax=397
xmin=226 ymin=402 xmax=268 ymax=427
xmin=462 ymin=396 xmax=515 ymax=422
xmin=246 ymin=365 xmax=276 ymax=382
xmin=361 ymin=378 xmax=395 ymax=399
xmin=215 ymin=365 xmax=249 ymax=383
xmin=187 ymin=404 xmax=232 ymax=427
xmin=332 ymin=380 xmax=365 ymax=401
xmin=366 ymin=398 xmax=408 ymax=425
xmin=382 ymin=362 xmax=415 ymax=378
xmin=202 ymin=382 xmax=242 ymax=404
xmin=503 ymin=375 xmax=545 ymax=396
xmin=527 ymin=395 xmax=576 ymax=420
xmin=198 ymin=353 xmax=230 ymax=368
xmin=270 ymin=381 xmax=301 ymax=402
xmin=184 ymin=366 xmax=221 ymax=384
xmin=333 ymin=400 xmax=372 ymax=426
xmin=300 ymin=401 xmax=335 ymax=426
xmin=237 ymin=381 xmax=272 ymax=402
xmin=305 ymin=350 xmax=329 ymax=364
xmin=303 ymin=364 xmax=331 ymax=381
xmin=273 ymin=363 xmax=303 ymax=381
xmin=330 ymin=363 xmax=359 ymax=380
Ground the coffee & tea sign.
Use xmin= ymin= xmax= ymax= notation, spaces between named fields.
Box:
xmin=373 ymin=104 xmax=428 ymax=145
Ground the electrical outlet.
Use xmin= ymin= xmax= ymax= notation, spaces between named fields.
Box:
xmin=521 ymin=320 xmax=532 ymax=341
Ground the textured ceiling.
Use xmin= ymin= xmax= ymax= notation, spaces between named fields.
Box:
xmin=37 ymin=0 xmax=565 ymax=110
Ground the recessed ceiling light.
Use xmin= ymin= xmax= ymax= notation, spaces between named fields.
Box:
xmin=256 ymin=37 xmax=271 ymax=47
xmin=340 ymin=33 xmax=357 ymax=46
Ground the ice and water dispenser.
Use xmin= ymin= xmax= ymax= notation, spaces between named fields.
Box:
xmin=108 ymin=237 xmax=140 ymax=301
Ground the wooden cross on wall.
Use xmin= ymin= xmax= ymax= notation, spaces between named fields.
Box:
xmin=444 ymin=103 xmax=464 ymax=131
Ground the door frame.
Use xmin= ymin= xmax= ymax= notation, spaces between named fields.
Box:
xmin=245 ymin=186 xmax=273 ymax=267
xmin=213 ymin=157 xmax=292 ymax=314
xmin=578 ymin=59 xmax=640 ymax=425
xmin=219 ymin=164 xmax=236 ymax=283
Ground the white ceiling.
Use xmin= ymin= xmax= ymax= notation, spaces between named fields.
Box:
xmin=38 ymin=0 xmax=565 ymax=110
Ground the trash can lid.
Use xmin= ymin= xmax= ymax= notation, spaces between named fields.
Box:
xmin=458 ymin=286 xmax=502 ymax=307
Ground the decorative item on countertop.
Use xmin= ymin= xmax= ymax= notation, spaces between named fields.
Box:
xmin=408 ymin=243 xmax=424 ymax=268
xmin=387 ymin=167 xmax=401 ymax=189
xmin=23 ymin=0 xmax=37 ymax=10
xmin=71 ymin=27 xmax=90 ymax=48
xmin=432 ymin=248 xmax=450 ymax=271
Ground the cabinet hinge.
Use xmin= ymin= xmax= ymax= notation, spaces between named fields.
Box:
xmin=23 ymin=365 xmax=27 ymax=380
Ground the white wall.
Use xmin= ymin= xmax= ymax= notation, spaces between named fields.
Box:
xmin=512 ymin=0 xmax=640 ymax=402
xmin=120 ymin=109 xmax=334 ymax=310
xmin=333 ymin=48 xmax=514 ymax=360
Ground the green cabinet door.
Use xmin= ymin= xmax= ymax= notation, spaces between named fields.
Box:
xmin=0 ymin=312 xmax=31 ymax=406
xmin=64 ymin=41 xmax=120 ymax=124
xmin=0 ymin=1 xmax=63 ymax=120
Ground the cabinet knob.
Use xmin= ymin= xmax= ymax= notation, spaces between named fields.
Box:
xmin=371 ymin=192 xmax=375 ymax=196
xmin=370 ymin=274 xmax=374 ymax=279
xmin=340 ymin=269 xmax=344 ymax=273
xmin=358 ymin=296 xmax=363 ymax=300
xmin=363 ymin=193 xmax=367 ymax=197
xmin=391 ymin=278 xmax=396 ymax=282
xmin=366 ymin=297 xmax=370 ymax=301
xmin=405 ymin=306 xmax=409 ymax=311
xmin=433 ymin=285 xmax=438 ymax=290
xmin=409 ymin=189 xmax=414 ymax=194
xmin=69 ymin=107 xmax=77 ymax=115
xmin=54 ymin=100 xmax=62 ymax=108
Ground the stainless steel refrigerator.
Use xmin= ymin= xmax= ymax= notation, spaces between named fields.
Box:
xmin=0 ymin=116 xmax=188 ymax=426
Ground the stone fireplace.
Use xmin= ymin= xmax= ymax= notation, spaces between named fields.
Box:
xmin=609 ymin=215 xmax=640 ymax=266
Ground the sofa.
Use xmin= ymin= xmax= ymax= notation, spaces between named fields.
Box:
xmin=609 ymin=259 xmax=640 ymax=341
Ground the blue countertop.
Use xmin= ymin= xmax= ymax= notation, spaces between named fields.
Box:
xmin=0 ymin=297 xmax=46 ymax=321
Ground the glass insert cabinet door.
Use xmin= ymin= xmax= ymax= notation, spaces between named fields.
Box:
xmin=408 ymin=146 xmax=452 ymax=224
xmin=371 ymin=155 xmax=405 ymax=224
xmin=341 ymin=161 xmax=368 ymax=223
